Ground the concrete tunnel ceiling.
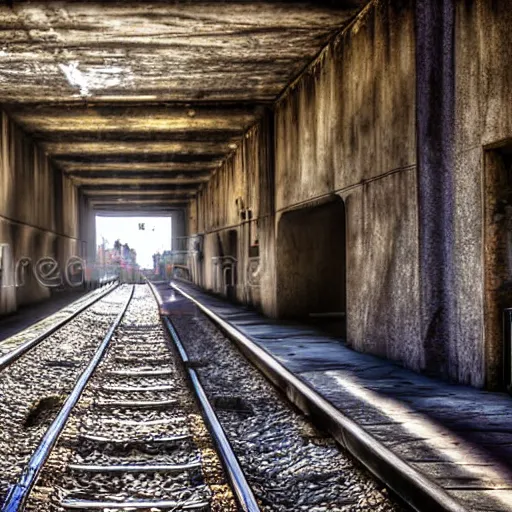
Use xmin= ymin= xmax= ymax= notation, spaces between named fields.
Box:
xmin=0 ymin=1 xmax=365 ymax=211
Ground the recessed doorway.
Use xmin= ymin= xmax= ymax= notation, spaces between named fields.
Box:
xmin=484 ymin=147 xmax=512 ymax=389
xmin=276 ymin=198 xmax=346 ymax=337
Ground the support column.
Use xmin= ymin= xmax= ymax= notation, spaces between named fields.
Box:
xmin=416 ymin=0 xmax=456 ymax=379
xmin=78 ymin=193 xmax=96 ymax=263
xmin=171 ymin=209 xmax=186 ymax=250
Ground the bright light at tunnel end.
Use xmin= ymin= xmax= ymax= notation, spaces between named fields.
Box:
xmin=95 ymin=215 xmax=172 ymax=269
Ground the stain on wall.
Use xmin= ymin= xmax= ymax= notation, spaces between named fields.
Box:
xmin=345 ymin=170 xmax=421 ymax=369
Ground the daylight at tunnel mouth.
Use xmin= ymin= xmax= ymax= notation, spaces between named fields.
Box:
xmin=1 ymin=1 xmax=512 ymax=512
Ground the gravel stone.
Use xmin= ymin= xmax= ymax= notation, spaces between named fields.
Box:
xmin=26 ymin=285 xmax=236 ymax=512
xmin=0 ymin=285 xmax=132 ymax=502
xmin=171 ymin=311 xmax=409 ymax=512
xmin=0 ymin=285 xmax=116 ymax=356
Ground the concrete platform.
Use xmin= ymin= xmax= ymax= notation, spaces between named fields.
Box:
xmin=154 ymin=280 xmax=512 ymax=512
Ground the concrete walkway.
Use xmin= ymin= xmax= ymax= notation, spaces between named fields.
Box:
xmin=156 ymin=280 xmax=512 ymax=512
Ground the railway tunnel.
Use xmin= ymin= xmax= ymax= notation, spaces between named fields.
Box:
xmin=1 ymin=1 xmax=512 ymax=511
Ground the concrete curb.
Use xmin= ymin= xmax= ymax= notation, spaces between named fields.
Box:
xmin=171 ymin=282 xmax=468 ymax=512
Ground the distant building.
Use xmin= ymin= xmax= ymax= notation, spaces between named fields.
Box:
xmin=98 ymin=241 xmax=137 ymax=267
xmin=152 ymin=250 xmax=172 ymax=278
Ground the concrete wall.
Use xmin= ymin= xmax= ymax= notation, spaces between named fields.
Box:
xmin=78 ymin=192 xmax=95 ymax=262
xmin=191 ymin=118 xmax=276 ymax=313
xmin=274 ymin=0 xmax=420 ymax=368
xmin=186 ymin=0 xmax=512 ymax=387
xmin=188 ymin=0 xmax=422 ymax=371
xmin=0 ymin=110 xmax=81 ymax=314
xmin=453 ymin=0 xmax=512 ymax=388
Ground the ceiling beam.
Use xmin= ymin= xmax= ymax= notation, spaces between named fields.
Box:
xmin=32 ymin=131 xmax=243 ymax=143
xmin=82 ymin=189 xmax=196 ymax=197
xmin=72 ymin=176 xmax=207 ymax=186
xmin=88 ymin=194 xmax=194 ymax=202
xmin=80 ymin=183 xmax=199 ymax=193
xmin=57 ymin=161 xmax=219 ymax=173
xmin=90 ymin=198 xmax=188 ymax=205
xmin=93 ymin=205 xmax=188 ymax=212
xmin=10 ymin=105 xmax=260 ymax=135
xmin=68 ymin=171 xmax=210 ymax=181
xmin=52 ymin=153 xmax=224 ymax=164
xmin=43 ymin=141 xmax=238 ymax=157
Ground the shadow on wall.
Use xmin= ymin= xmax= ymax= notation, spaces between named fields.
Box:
xmin=276 ymin=197 xmax=346 ymax=337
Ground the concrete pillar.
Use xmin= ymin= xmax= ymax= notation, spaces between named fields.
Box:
xmin=78 ymin=192 xmax=96 ymax=263
xmin=416 ymin=0 xmax=456 ymax=379
xmin=171 ymin=209 xmax=186 ymax=250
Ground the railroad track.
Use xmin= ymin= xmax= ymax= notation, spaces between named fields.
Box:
xmin=1 ymin=285 xmax=259 ymax=512
xmin=148 ymin=282 xmax=407 ymax=512
xmin=0 ymin=284 xmax=131 ymax=502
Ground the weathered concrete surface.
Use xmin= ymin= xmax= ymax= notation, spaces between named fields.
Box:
xmin=5 ymin=104 xmax=256 ymax=205
xmin=78 ymin=192 xmax=95 ymax=263
xmin=11 ymin=105 xmax=258 ymax=136
xmin=0 ymin=1 xmax=362 ymax=211
xmin=0 ymin=2 xmax=361 ymax=104
xmin=43 ymin=141 xmax=232 ymax=158
xmin=191 ymin=116 xmax=276 ymax=313
xmin=345 ymin=170 xmax=421 ymax=369
xmin=273 ymin=0 xmax=420 ymax=369
xmin=187 ymin=0 xmax=421 ymax=372
xmin=186 ymin=0 xmax=512 ymax=388
xmin=416 ymin=0 xmax=456 ymax=385
xmin=0 ymin=110 xmax=80 ymax=314
xmin=274 ymin=0 xmax=416 ymax=210
xmin=453 ymin=0 xmax=512 ymax=388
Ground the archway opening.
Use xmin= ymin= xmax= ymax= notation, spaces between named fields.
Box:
xmin=276 ymin=198 xmax=346 ymax=337
xmin=484 ymin=147 xmax=512 ymax=389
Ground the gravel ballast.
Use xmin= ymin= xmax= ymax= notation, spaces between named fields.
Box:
xmin=0 ymin=284 xmax=131 ymax=502
xmin=26 ymin=285 xmax=236 ymax=512
xmin=0 ymin=284 xmax=117 ymax=356
xmin=171 ymin=310 xmax=409 ymax=512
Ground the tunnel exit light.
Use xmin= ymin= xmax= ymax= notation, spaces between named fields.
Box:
xmin=96 ymin=215 xmax=172 ymax=269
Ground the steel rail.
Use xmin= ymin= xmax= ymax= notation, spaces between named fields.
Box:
xmin=146 ymin=280 xmax=260 ymax=512
xmin=2 ymin=285 xmax=134 ymax=512
xmin=170 ymin=282 xmax=468 ymax=512
xmin=145 ymin=278 xmax=163 ymax=308
xmin=162 ymin=315 xmax=261 ymax=512
xmin=0 ymin=281 xmax=119 ymax=372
